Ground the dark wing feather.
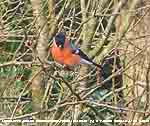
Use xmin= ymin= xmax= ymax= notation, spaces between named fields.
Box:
xmin=72 ymin=48 xmax=101 ymax=68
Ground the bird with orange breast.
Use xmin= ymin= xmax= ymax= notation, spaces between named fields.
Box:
xmin=50 ymin=32 xmax=101 ymax=68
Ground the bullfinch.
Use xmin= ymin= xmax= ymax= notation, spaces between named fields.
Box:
xmin=50 ymin=32 xmax=101 ymax=68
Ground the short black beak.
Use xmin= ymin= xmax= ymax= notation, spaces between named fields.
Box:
xmin=56 ymin=41 xmax=64 ymax=48
xmin=59 ymin=45 xmax=64 ymax=48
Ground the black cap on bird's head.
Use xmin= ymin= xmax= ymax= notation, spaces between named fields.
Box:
xmin=54 ymin=32 xmax=65 ymax=48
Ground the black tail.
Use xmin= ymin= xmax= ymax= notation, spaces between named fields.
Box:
xmin=91 ymin=61 xmax=101 ymax=68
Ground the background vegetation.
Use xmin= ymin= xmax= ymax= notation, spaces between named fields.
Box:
xmin=0 ymin=0 xmax=150 ymax=126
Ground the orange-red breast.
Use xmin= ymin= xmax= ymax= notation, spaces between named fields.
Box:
xmin=51 ymin=32 xmax=101 ymax=67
